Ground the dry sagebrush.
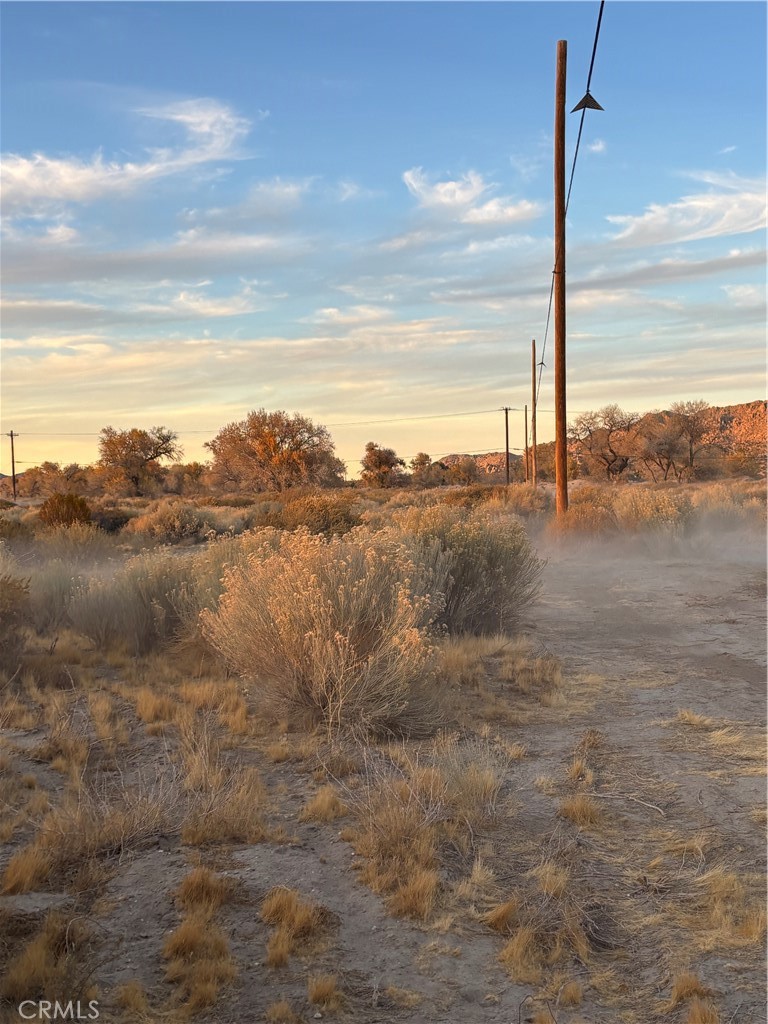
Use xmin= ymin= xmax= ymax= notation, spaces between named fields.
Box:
xmin=202 ymin=529 xmax=440 ymax=738
xmin=382 ymin=504 xmax=544 ymax=634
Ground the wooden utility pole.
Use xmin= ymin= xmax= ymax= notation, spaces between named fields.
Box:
xmin=530 ymin=340 xmax=538 ymax=488
xmin=7 ymin=431 xmax=17 ymax=501
xmin=524 ymin=404 xmax=529 ymax=483
xmin=503 ymin=407 xmax=510 ymax=485
xmin=554 ymin=39 xmax=569 ymax=515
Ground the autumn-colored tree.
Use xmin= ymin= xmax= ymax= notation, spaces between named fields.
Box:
xmin=14 ymin=461 xmax=87 ymax=498
xmin=360 ymin=442 xmax=406 ymax=488
xmin=409 ymin=452 xmax=448 ymax=488
xmin=204 ymin=410 xmax=345 ymax=492
xmin=447 ymin=456 xmax=480 ymax=485
xmin=98 ymin=426 xmax=182 ymax=496
xmin=669 ymin=400 xmax=717 ymax=479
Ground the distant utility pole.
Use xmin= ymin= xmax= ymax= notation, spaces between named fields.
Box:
xmin=503 ymin=407 xmax=511 ymax=484
xmin=6 ymin=431 xmax=17 ymax=500
xmin=554 ymin=39 xmax=569 ymax=515
xmin=524 ymin=404 xmax=529 ymax=483
xmin=531 ymin=340 xmax=538 ymax=488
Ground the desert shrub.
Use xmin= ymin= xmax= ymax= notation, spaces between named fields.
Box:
xmin=439 ymin=484 xmax=495 ymax=509
xmin=0 ymin=513 xmax=35 ymax=547
xmin=559 ymin=485 xmax=618 ymax=534
xmin=27 ymin=560 xmax=86 ymax=634
xmin=0 ymin=570 xmax=30 ymax=670
xmin=612 ymin=487 xmax=693 ymax=533
xmin=201 ymin=529 xmax=440 ymax=737
xmin=281 ymin=492 xmax=362 ymax=535
xmin=689 ymin=481 xmax=767 ymax=529
xmin=34 ymin=523 xmax=115 ymax=565
xmin=123 ymin=499 xmax=213 ymax=544
xmin=38 ymin=493 xmax=92 ymax=528
xmin=486 ymin=485 xmax=554 ymax=518
xmin=383 ymin=505 xmax=543 ymax=635
xmin=68 ymin=531 xmax=277 ymax=655
xmin=89 ymin=502 xmax=137 ymax=534
xmin=69 ymin=549 xmax=195 ymax=654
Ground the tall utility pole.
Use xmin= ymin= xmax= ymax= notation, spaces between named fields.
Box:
xmin=503 ymin=407 xmax=510 ymax=485
xmin=554 ymin=39 xmax=569 ymax=515
xmin=530 ymin=340 xmax=538 ymax=488
xmin=524 ymin=404 xmax=529 ymax=483
xmin=7 ymin=431 xmax=17 ymax=501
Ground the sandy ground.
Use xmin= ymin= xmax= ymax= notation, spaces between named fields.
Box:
xmin=1 ymin=526 xmax=765 ymax=1024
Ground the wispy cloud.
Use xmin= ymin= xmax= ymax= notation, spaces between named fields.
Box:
xmin=1 ymin=98 xmax=250 ymax=216
xmin=606 ymin=171 xmax=766 ymax=245
xmin=403 ymin=167 xmax=488 ymax=210
xmin=587 ymin=139 xmax=606 ymax=154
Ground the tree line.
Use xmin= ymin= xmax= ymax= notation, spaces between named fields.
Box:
xmin=2 ymin=400 xmax=764 ymax=501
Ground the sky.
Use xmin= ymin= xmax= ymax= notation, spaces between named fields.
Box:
xmin=1 ymin=1 xmax=766 ymax=477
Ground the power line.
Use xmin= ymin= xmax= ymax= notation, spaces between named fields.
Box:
xmin=534 ymin=0 xmax=606 ymax=420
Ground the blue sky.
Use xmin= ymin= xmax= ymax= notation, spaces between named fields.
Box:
xmin=1 ymin=1 xmax=765 ymax=475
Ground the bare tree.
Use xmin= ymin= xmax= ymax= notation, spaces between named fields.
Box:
xmin=635 ymin=414 xmax=687 ymax=482
xmin=570 ymin=405 xmax=639 ymax=480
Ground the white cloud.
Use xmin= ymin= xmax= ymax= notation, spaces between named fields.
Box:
xmin=606 ymin=172 xmax=766 ymax=246
xmin=721 ymin=283 xmax=765 ymax=307
xmin=462 ymin=198 xmax=541 ymax=225
xmin=587 ymin=139 xmax=606 ymax=154
xmin=1 ymin=98 xmax=250 ymax=215
xmin=403 ymin=167 xmax=488 ymax=210
xmin=718 ymin=145 xmax=737 ymax=155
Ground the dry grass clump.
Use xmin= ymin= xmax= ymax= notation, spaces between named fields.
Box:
xmin=431 ymin=736 xmax=504 ymax=826
xmin=559 ymin=979 xmax=583 ymax=1006
xmin=260 ymin=887 xmax=330 ymax=967
xmin=498 ymin=923 xmax=546 ymax=984
xmin=181 ymin=767 xmax=267 ymax=845
xmin=347 ymin=771 xmax=441 ymax=921
xmin=202 ymin=529 xmax=439 ymax=738
xmin=299 ymin=785 xmax=348 ymax=822
xmin=498 ymin=638 xmax=562 ymax=700
xmin=163 ymin=911 xmax=237 ymax=1013
xmin=265 ymin=1001 xmax=300 ymax=1023
xmin=134 ymin=686 xmax=178 ymax=725
xmin=176 ymin=867 xmax=236 ymax=915
xmin=687 ymin=867 xmax=766 ymax=948
xmin=684 ymin=998 xmax=720 ymax=1023
xmin=528 ymin=861 xmax=570 ymax=899
xmin=87 ymin=691 xmax=130 ymax=751
xmin=558 ymin=793 xmax=602 ymax=827
xmin=666 ymin=971 xmax=714 ymax=1007
xmin=0 ymin=911 xmax=93 ymax=1003
xmin=2 ymin=844 xmax=52 ymax=894
xmin=677 ymin=708 xmax=716 ymax=729
xmin=438 ymin=633 xmax=505 ymax=689
xmin=114 ymin=979 xmax=150 ymax=1014
xmin=308 ymin=973 xmax=344 ymax=1010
